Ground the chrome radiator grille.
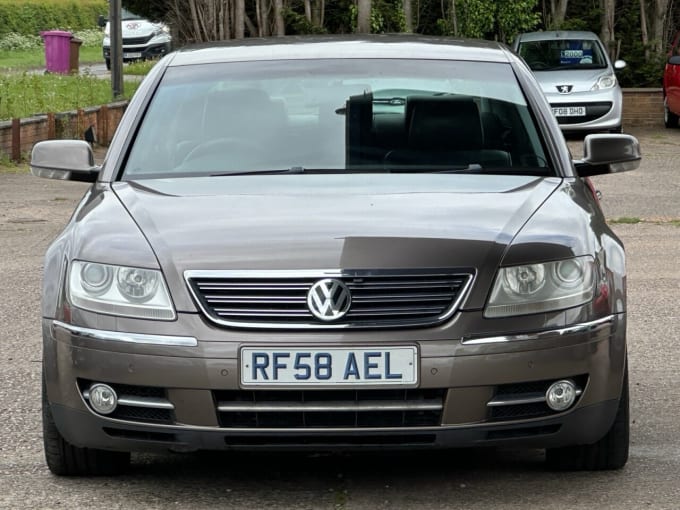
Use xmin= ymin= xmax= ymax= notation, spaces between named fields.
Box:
xmin=185 ymin=269 xmax=473 ymax=329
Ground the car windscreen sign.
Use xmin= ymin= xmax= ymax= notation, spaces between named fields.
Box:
xmin=560 ymin=44 xmax=593 ymax=64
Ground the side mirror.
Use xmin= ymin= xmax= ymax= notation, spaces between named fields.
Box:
xmin=574 ymin=134 xmax=641 ymax=177
xmin=31 ymin=140 xmax=99 ymax=182
xmin=613 ymin=60 xmax=627 ymax=70
xmin=98 ymin=14 xmax=107 ymax=28
xmin=668 ymin=55 xmax=680 ymax=65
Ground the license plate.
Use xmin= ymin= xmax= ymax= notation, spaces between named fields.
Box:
xmin=123 ymin=52 xmax=143 ymax=59
xmin=240 ymin=347 xmax=418 ymax=387
xmin=552 ymin=106 xmax=586 ymax=117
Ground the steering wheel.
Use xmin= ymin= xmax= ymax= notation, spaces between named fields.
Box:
xmin=179 ymin=137 xmax=263 ymax=172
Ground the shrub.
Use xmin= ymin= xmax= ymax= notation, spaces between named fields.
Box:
xmin=0 ymin=0 xmax=107 ymax=38
xmin=0 ymin=32 xmax=42 ymax=51
xmin=72 ymin=28 xmax=104 ymax=47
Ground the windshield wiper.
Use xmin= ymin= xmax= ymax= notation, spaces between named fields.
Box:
xmin=538 ymin=64 xmax=607 ymax=71
xmin=210 ymin=166 xmax=307 ymax=177
xmin=431 ymin=164 xmax=483 ymax=173
xmin=385 ymin=164 xmax=484 ymax=174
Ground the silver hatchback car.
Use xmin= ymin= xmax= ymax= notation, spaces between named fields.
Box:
xmin=513 ymin=31 xmax=626 ymax=133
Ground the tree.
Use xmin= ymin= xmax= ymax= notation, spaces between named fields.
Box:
xmin=357 ymin=0 xmax=372 ymax=32
xmin=496 ymin=0 xmax=541 ymax=43
xmin=235 ymin=0 xmax=245 ymax=38
xmin=650 ymin=0 xmax=672 ymax=54
xmin=117 ymin=0 xmax=678 ymax=88
xmin=544 ymin=0 xmax=569 ymax=29
xmin=403 ymin=0 xmax=413 ymax=32
xmin=600 ymin=0 xmax=617 ymax=59
xmin=273 ymin=0 xmax=285 ymax=35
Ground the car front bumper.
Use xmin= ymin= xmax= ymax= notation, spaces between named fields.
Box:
xmin=545 ymin=87 xmax=623 ymax=132
xmin=43 ymin=312 xmax=626 ymax=452
xmin=103 ymin=41 xmax=171 ymax=61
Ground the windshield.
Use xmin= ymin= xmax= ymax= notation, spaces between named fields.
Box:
xmin=518 ymin=38 xmax=608 ymax=71
xmin=123 ymin=59 xmax=551 ymax=179
xmin=121 ymin=8 xmax=143 ymax=20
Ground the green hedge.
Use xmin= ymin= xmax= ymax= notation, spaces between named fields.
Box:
xmin=0 ymin=0 xmax=108 ymax=38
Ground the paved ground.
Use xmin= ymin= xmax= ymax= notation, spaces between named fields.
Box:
xmin=0 ymin=128 xmax=679 ymax=509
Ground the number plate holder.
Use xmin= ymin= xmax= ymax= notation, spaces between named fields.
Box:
xmin=552 ymin=106 xmax=586 ymax=117
xmin=240 ymin=347 xmax=418 ymax=388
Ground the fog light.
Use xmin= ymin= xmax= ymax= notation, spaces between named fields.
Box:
xmin=89 ymin=383 xmax=118 ymax=415
xmin=545 ymin=379 xmax=577 ymax=411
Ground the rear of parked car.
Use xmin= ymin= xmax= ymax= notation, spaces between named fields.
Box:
xmin=513 ymin=31 xmax=626 ymax=133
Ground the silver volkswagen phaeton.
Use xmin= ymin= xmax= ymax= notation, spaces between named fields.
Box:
xmin=32 ymin=36 xmax=641 ymax=476
xmin=513 ymin=31 xmax=627 ymax=133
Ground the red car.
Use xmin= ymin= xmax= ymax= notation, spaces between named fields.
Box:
xmin=664 ymin=31 xmax=680 ymax=128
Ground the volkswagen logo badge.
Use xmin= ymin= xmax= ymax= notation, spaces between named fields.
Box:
xmin=307 ymin=279 xmax=351 ymax=321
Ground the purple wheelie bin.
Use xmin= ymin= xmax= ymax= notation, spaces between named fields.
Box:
xmin=40 ymin=30 xmax=73 ymax=74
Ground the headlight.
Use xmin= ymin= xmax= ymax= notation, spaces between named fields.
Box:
xmin=591 ymin=74 xmax=617 ymax=91
xmin=69 ymin=261 xmax=175 ymax=320
xmin=485 ymin=256 xmax=596 ymax=318
xmin=153 ymin=25 xmax=170 ymax=37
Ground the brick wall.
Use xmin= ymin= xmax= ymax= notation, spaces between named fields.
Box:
xmin=622 ymin=88 xmax=664 ymax=128
xmin=0 ymin=101 xmax=128 ymax=160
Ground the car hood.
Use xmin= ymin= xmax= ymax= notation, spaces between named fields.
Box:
xmin=533 ymin=68 xmax=610 ymax=94
xmin=112 ymin=174 xmax=562 ymax=310
xmin=106 ymin=19 xmax=167 ymax=38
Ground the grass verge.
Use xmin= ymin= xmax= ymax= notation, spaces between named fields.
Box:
xmin=609 ymin=217 xmax=680 ymax=227
xmin=609 ymin=217 xmax=642 ymax=224
xmin=0 ymin=72 xmax=138 ymax=120
xmin=0 ymin=159 xmax=29 ymax=173
xmin=124 ymin=59 xmax=159 ymax=76
xmin=0 ymin=46 xmax=102 ymax=72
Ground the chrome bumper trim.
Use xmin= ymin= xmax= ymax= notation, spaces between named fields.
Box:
xmin=52 ymin=320 xmax=198 ymax=347
xmin=461 ymin=315 xmax=615 ymax=346
xmin=83 ymin=390 xmax=175 ymax=410
xmin=486 ymin=389 xmax=582 ymax=407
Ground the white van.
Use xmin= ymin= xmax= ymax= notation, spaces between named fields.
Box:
xmin=101 ymin=8 xmax=172 ymax=70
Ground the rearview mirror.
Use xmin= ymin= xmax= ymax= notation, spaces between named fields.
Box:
xmin=668 ymin=55 xmax=680 ymax=65
xmin=98 ymin=14 xmax=107 ymax=28
xmin=31 ymin=140 xmax=100 ymax=182
xmin=574 ymin=134 xmax=641 ymax=177
xmin=613 ymin=59 xmax=627 ymax=70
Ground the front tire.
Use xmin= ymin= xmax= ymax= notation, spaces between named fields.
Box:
xmin=42 ymin=370 xmax=130 ymax=476
xmin=546 ymin=366 xmax=629 ymax=471
xmin=664 ymin=96 xmax=679 ymax=128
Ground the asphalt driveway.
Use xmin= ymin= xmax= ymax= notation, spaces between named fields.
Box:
xmin=0 ymin=127 xmax=678 ymax=509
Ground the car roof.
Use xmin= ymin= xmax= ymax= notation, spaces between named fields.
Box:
xmin=168 ymin=35 xmax=514 ymax=66
xmin=516 ymin=31 xmax=601 ymax=43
